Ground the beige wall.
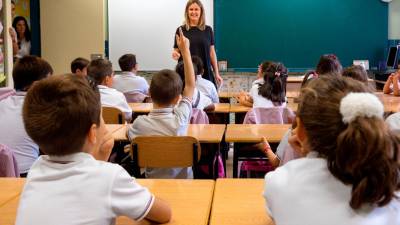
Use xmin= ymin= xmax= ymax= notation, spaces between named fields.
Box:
xmin=389 ymin=1 xmax=400 ymax=39
xmin=40 ymin=0 xmax=105 ymax=74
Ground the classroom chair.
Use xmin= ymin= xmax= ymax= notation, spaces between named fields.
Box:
xmin=102 ymin=107 xmax=126 ymax=124
xmin=243 ymin=107 xmax=295 ymax=124
xmin=123 ymin=91 xmax=148 ymax=103
xmin=130 ymin=136 xmax=201 ymax=178
xmin=0 ymin=144 xmax=19 ymax=177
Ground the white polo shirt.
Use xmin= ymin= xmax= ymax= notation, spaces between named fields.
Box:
xmin=16 ymin=152 xmax=154 ymax=225
xmin=249 ymin=81 xmax=286 ymax=108
xmin=112 ymin=72 xmax=149 ymax=95
xmin=196 ymin=75 xmax=219 ymax=103
xmin=127 ymin=97 xmax=192 ymax=179
xmin=264 ymin=152 xmax=400 ymax=225
xmin=0 ymin=92 xmax=39 ymax=174
xmin=98 ymin=85 xmax=132 ymax=121
xmin=193 ymin=88 xmax=213 ymax=110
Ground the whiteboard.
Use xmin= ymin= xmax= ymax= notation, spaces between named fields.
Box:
xmin=108 ymin=0 xmax=214 ymax=71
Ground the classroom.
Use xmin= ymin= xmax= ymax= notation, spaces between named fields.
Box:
xmin=0 ymin=0 xmax=400 ymax=225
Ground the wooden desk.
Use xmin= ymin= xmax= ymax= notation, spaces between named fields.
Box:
xmin=0 ymin=178 xmax=25 ymax=207
xmin=0 ymin=178 xmax=215 ymax=225
xmin=375 ymin=92 xmax=400 ymax=113
xmin=219 ymin=91 xmax=299 ymax=99
xmin=129 ymin=103 xmax=230 ymax=114
xmin=229 ymin=103 xmax=298 ymax=124
xmin=111 ymin=124 xmax=226 ymax=143
xmin=225 ymin=124 xmax=291 ymax=177
xmin=106 ymin=124 xmax=126 ymax=134
xmin=210 ymin=179 xmax=274 ymax=225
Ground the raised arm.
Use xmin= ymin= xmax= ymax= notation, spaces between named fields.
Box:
xmin=176 ymin=28 xmax=195 ymax=100
xmin=383 ymin=73 xmax=394 ymax=94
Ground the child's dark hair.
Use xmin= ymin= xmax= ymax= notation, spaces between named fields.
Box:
xmin=175 ymin=60 xmax=198 ymax=89
xmin=316 ymin=54 xmax=342 ymax=75
xmin=342 ymin=65 xmax=368 ymax=84
xmin=71 ymin=57 xmax=89 ymax=73
xmin=259 ymin=61 xmax=274 ymax=74
xmin=13 ymin=55 xmax=53 ymax=91
xmin=258 ymin=62 xmax=287 ymax=105
xmin=150 ymin=69 xmax=183 ymax=106
xmin=298 ymin=76 xmax=400 ymax=210
xmin=192 ymin=55 xmax=204 ymax=75
xmin=118 ymin=54 xmax=137 ymax=72
xmin=23 ymin=74 xmax=101 ymax=156
xmin=87 ymin=58 xmax=113 ymax=85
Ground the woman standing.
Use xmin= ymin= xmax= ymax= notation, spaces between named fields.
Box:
xmin=173 ymin=0 xmax=223 ymax=87
xmin=11 ymin=16 xmax=31 ymax=59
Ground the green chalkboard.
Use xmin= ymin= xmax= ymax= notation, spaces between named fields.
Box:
xmin=215 ymin=0 xmax=388 ymax=71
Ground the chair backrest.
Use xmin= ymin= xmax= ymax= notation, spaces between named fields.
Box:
xmin=0 ymin=144 xmax=19 ymax=177
xmin=131 ymin=136 xmax=201 ymax=168
xmin=190 ymin=108 xmax=210 ymax=124
xmin=0 ymin=87 xmax=16 ymax=101
xmin=102 ymin=107 xmax=125 ymax=124
xmin=123 ymin=91 xmax=147 ymax=103
xmin=243 ymin=107 xmax=295 ymax=124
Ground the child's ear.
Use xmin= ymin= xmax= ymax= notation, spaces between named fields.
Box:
xmin=87 ymin=124 xmax=97 ymax=145
xmin=172 ymin=94 xmax=181 ymax=104
xmin=295 ymin=117 xmax=310 ymax=156
xmin=134 ymin=64 xmax=139 ymax=71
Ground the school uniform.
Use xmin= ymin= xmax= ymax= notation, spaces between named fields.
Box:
xmin=196 ymin=75 xmax=219 ymax=103
xmin=249 ymin=82 xmax=286 ymax=108
xmin=112 ymin=72 xmax=149 ymax=95
xmin=0 ymin=92 xmax=39 ymax=174
xmin=127 ymin=97 xmax=192 ymax=179
xmin=16 ymin=152 xmax=154 ymax=225
xmin=193 ymin=88 xmax=213 ymax=110
xmin=98 ymin=85 xmax=132 ymax=121
xmin=386 ymin=112 xmax=400 ymax=132
xmin=264 ymin=152 xmax=400 ymax=225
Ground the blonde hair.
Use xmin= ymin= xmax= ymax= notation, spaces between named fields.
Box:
xmin=184 ymin=0 xmax=206 ymax=31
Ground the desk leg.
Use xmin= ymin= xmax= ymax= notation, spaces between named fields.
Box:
xmin=233 ymin=143 xmax=239 ymax=178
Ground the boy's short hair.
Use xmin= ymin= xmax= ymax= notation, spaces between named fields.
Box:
xmin=13 ymin=56 xmax=53 ymax=91
xmin=175 ymin=60 xmax=197 ymax=88
xmin=118 ymin=54 xmax=137 ymax=72
xmin=87 ymin=58 xmax=113 ymax=85
xmin=342 ymin=65 xmax=368 ymax=84
xmin=150 ymin=69 xmax=182 ymax=105
xmin=71 ymin=57 xmax=89 ymax=73
xmin=23 ymin=74 xmax=101 ymax=156
xmin=191 ymin=56 xmax=203 ymax=75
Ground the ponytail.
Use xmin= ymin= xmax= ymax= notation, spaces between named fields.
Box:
xmin=332 ymin=117 xmax=400 ymax=209
xmin=258 ymin=62 xmax=287 ymax=105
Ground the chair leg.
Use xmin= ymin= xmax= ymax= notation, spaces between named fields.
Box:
xmin=233 ymin=145 xmax=239 ymax=178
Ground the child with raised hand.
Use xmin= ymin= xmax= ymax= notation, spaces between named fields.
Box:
xmin=383 ymin=69 xmax=400 ymax=96
xmin=16 ymin=75 xmax=171 ymax=225
xmin=264 ymin=76 xmax=400 ymax=225
xmin=127 ymin=28 xmax=196 ymax=178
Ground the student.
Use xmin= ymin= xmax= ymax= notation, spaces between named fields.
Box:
xmin=0 ymin=56 xmax=53 ymax=176
xmin=264 ymin=76 xmax=400 ymax=225
xmin=113 ymin=54 xmax=149 ymax=95
xmin=175 ymin=59 xmax=214 ymax=110
xmin=193 ymin=56 xmax=219 ymax=103
xmin=16 ymin=74 xmax=171 ymax=225
xmin=383 ymin=69 xmax=400 ymax=96
xmin=342 ymin=65 xmax=369 ymax=84
xmin=301 ymin=54 xmax=342 ymax=87
xmin=236 ymin=62 xmax=287 ymax=108
xmin=127 ymin=28 xmax=195 ymax=178
xmin=70 ymin=57 xmax=89 ymax=76
xmin=87 ymin=58 xmax=132 ymax=121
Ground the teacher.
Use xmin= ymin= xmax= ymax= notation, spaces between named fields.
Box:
xmin=172 ymin=0 xmax=223 ymax=87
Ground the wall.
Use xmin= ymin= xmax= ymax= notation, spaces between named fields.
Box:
xmin=389 ymin=0 xmax=400 ymax=39
xmin=40 ymin=0 xmax=105 ymax=74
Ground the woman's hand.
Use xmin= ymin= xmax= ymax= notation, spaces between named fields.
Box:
xmin=214 ymin=71 xmax=223 ymax=88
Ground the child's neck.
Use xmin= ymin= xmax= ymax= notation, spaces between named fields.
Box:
xmin=153 ymin=102 xmax=175 ymax=109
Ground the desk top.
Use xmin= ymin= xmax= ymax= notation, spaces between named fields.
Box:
xmin=209 ymin=179 xmax=274 ymax=225
xmin=109 ymin=124 xmax=226 ymax=143
xmin=218 ymin=91 xmax=299 ymax=99
xmin=129 ymin=103 xmax=230 ymax=114
xmin=0 ymin=178 xmax=215 ymax=225
xmin=225 ymin=124 xmax=291 ymax=143
xmin=376 ymin=92 xmax=400 ymax=113
xmin=0 ymin=178 xmax=25 ymax=207
xmin=229 ymin=102 xmax=298 ymax=113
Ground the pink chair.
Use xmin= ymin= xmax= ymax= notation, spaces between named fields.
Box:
xmin=0 ymin=144 xmax=19 ymax=177
xmin=123 ymin=91 xmax=147 ymax=103
xmin=190 ymin=108 xmax=210 ymax=124
xmin=243 ymin=107 xmax=295 ymax=124
xmin=0 ymin=87 xmax=15 ymax=101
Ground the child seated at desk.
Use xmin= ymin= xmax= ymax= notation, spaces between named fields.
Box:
xmin=264 ymin=76 xmax=400 ymax=225
xmin=383 ymin=69 xmax=400 ymax=96
xmin=16 ymin=74 xmax=171 ymax=225
xmin=235 ymin=62 xmax=287 ymax=108
xmin=87 ymin=58 xmax=132 ymax=121
xmin=127 ymin=29 xmax=195 ymax=179
xmin=193 ymin=56 xmax=219 ymax=103
xmin=176 ymin=57 xmax=214 ymax=111
xmin=70 ymin=57 xmax=89 ymax=76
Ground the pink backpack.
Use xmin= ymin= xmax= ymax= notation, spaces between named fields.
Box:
xmin=0 ymin=144 xmax=19 ymax=177
xmin=0 ymin=87 xmax=16 ymax=101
